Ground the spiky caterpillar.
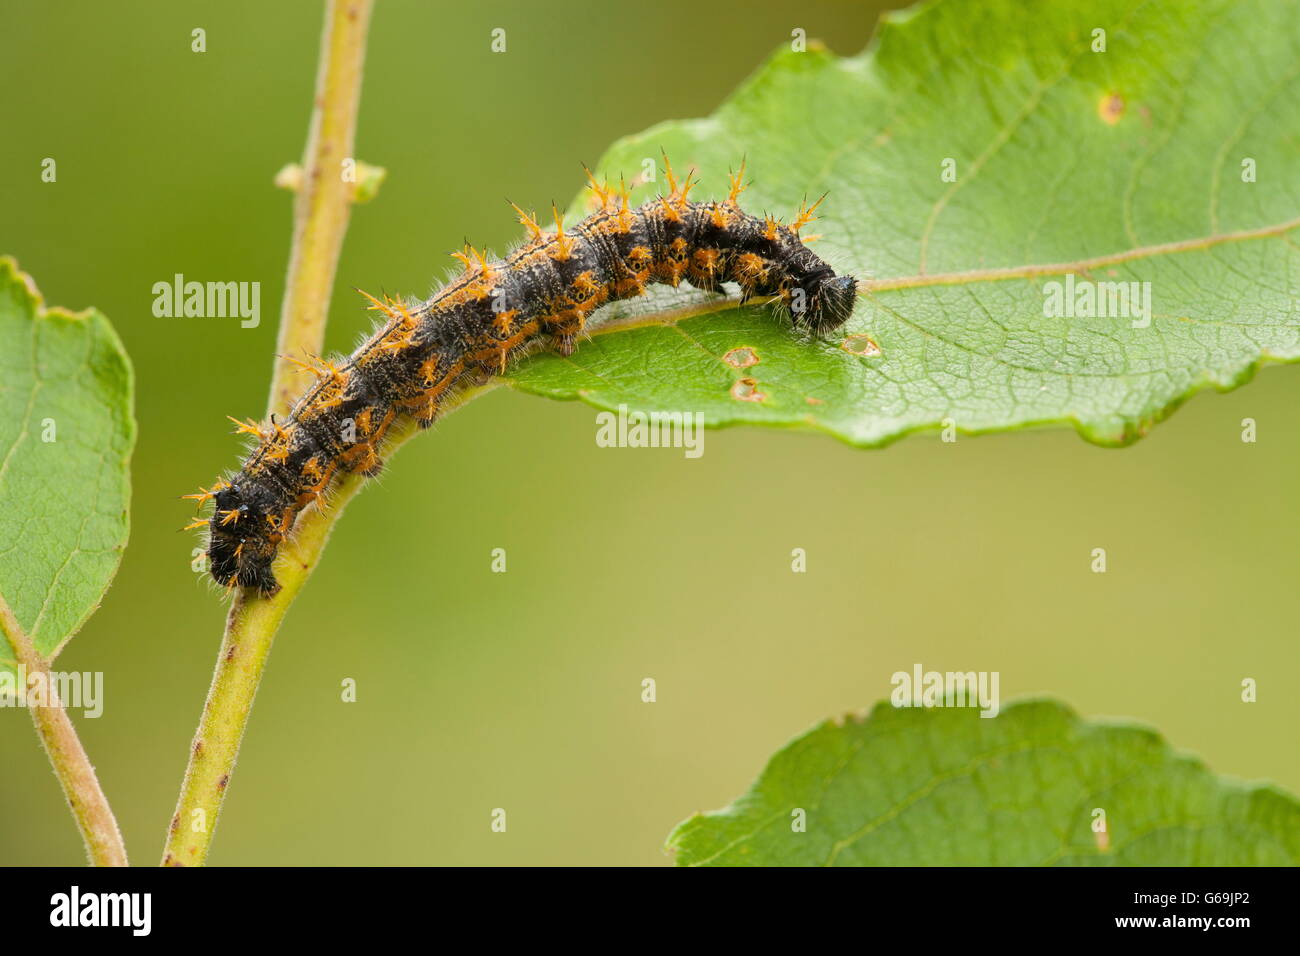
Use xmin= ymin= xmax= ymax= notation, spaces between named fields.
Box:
xmin=187 ymin=160 xmax=857 ymax=595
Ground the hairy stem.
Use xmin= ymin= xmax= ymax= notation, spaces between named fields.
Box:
xmin=270 ymin=0 xmax=376 ymax=418
xmin=0 ymin=595 xmax=127 ymax=866
xmin=162 ymin=0 xmax=376 ymax=867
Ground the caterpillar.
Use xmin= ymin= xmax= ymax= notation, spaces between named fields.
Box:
xmin=187 ymin=158 xmax=857 ymax=595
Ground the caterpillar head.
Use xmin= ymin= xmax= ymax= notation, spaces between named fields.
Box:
xmin=800 ymin=271 xmax=858 ymax=335
xmin=781 ymin=267 xmax=857 ymax=335
xmin=768 ymin=236 xmax=857 ymax=335
xmin=207 ymin=481 xmax=282 ymax=596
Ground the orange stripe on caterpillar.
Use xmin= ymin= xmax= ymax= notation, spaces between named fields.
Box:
xmin=196 ymin=160 xmax=856 ymax=595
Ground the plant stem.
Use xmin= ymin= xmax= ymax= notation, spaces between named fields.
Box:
xmin=162 ymin=0 xmax=375 ymax=867
xmin=271 ymin=0 xmax=376 ymax=419
xmin=0 ymin=596 xmax=127 ymax=867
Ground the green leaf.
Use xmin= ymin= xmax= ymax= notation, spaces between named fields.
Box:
xmin=667 ymin=698 xmax=1300 ymax=866
xmin=507 ymin=0 xmax=1300 ymax=446
xmin=0 ymin=258 xmax=135 ymax=678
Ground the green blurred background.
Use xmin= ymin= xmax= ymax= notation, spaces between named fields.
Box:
xmin=2 ymin=0 xmax=1297 ymax=866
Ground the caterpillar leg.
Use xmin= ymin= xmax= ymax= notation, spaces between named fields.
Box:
xmin=552 ymin=332 xmax=577 ymax=357
xmin=413 ymin=394 xmax=441 ymax=429
xmin=545 ymin=311 xmax=585 ymax=357
xmin=338 ymin=441 xmax=384 ymax=476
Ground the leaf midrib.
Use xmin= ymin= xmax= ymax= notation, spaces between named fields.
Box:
xmin=498 ymin=212 xmax=1300 ymax=371
xmin=866 ymin=214 xmax=1300 ymax=293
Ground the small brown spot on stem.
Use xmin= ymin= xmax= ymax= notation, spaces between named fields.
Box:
xmin=1094 ymin=824 xmax=1111 ymax=853
xmin=723 ymin=346 xmax=760 ymax=368
xmin=1098 ymin=93 xmax=1125 ymax=125
xmin=840 ymin=333 xmax=882 ymax=357
xmin=730 ymin=378 xmax=766 ymax=402
xmin=805 ymin=396 xmax=825 ymax=406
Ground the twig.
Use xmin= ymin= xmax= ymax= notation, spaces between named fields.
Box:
xmin=0 ymin=595 xmax=127 ymax=866
xmin=162 ymin=0 xmax=376 ymax=866
xmin=270 ymin=0 xmax=376 ymax=418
